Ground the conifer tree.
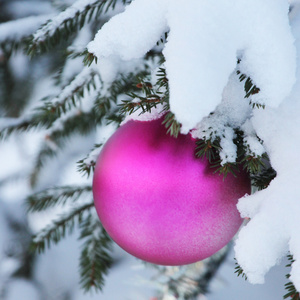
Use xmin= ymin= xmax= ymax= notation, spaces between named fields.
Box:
xmin=0 ymin=0 xmax=300 ymax=299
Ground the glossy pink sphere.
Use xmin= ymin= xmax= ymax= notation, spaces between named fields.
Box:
xmin=93 ymin=117 xmax=250 ymax=265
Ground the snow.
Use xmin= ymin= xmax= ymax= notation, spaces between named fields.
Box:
xmin=88 ymin=0 xmax=296 ymax=133
xmin=87 ymin=0 xmax=169 ymax=61
xmin=32 ymin=0 xmax=99 ymax=43
xmin=121 ymin=103 xmax=165 ymax=125
xmin=0 ymin=14 xmax=54 ymax=43
xmin=234 ymin=2 xmax=300 ymax=289
xmin=208 ymin=247 xmax=289 ymax=300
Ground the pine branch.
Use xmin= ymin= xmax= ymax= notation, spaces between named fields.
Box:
xmin=79 ymin=214 xmax=113 ymax=292
xmin=29 ymin=141 xmax=58 ymax=188
xmin=234 ymin=259 xmax=248 ymax=280
xmin=214 ymin=162 xmax=239 ymax=178
xmin=0 ymin=112 xmax=57 ymax=140
xmin=121 ymin=95 xmax=163 ymax=115
xmin=0 ymin=39 xmax=24 ymax=59
xmin=30 ymin=109 xmax=101 ymax=187
xmin=83 ymin=50 xmax=98 ymax=66
xmin=39 ymin=68 xmax=100 ymax=119
xmin=77 ymin=144 xmax=102 ymax=177
xmin=118 ymin=65 xmax=169 ymax=117
xmin=155 ymin=67 xmax=169 ymax=91
xmin=284 ymin=255 xmax=300 ymax=300
xmin=27 ymin=185 xmax=92 ymax=212
xmin=119 ymin=73 xmax=164 ymax=115
xmin=0 ymin=14 xmax=53 ymax=57
xmin=153 ymin=247 xmax=229 ymax=299
xmin=1 ymin=68 xmax=101 ymax=141
xmin=251 ymin=167 xmax=277 ymax=190
xmin=162 ymin=111 xmax=181 ymax=138
xmin=27 ymin=0 xmax=128 ymax=56
xmin=236 ymin=70 xmax=262 ymax=107
xmin=241 ymin=153 xmax=268 ymax=174
xmin=31 ymin=201 xmax=94 ymax=253
xmin=195 ymin=138 xmax=221 ymax=164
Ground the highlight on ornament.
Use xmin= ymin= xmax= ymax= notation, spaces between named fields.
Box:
xmin=93 ymin=116 xmax=251 ymax=265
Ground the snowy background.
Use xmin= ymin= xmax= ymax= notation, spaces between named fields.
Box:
xmin=1 ymin=0 xmax=300 ymax=299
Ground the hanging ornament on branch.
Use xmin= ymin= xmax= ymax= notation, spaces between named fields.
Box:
xmin=93 ymin=116 xmax=251 ymax=265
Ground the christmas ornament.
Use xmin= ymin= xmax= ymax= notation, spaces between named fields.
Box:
xmin=93 ymin=117 xmax=251 ymax=265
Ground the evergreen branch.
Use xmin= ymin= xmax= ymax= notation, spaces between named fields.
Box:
xmin=0 ymin=112 xmax=57 ymax=140
xmin=284 ymin=255 xmax=300 ymax=300
xmin=251 ymin=166 xmax=277 ymax=190
xmin=98 ymin=71 xmax=152 ymax=117
xmin=0 ymin=14 xmax=53 ymax=57
xmin=241 ymin=153 xmax=268 ymax=174
xmin=27 ymin=0 xmax=127 ymax=56
xmin=249 ymin=100 xmax=265 ymax=109
xmin=214 ymin=162 xmax=239 ymax=178
xmin=0 ymin=39 xmax=24 ymax=59
xmin=79 ymin=214 xmax=113 ymax=292
xmin=83 ymin=50 xmax=98 ymax=66
xmin=195 ymin=138 xmax=221 ymax=164
xmin=156 ymin=31 xmax=169 ymax=47
xmin=29 ymin=143 xmax=59 ymax=188
xmin=118 ymin=66 xmax=169 ymax=117
xmin=38 ymin=68 xmax=100 ymax=119
xmin=30 ymin=109 xmax=101 ymax=187
xmin=154 ymin=247 xmax=229 ymax=299
xmin=234 ymin=259 xmax=248 ymax=280
xmin=156 ymin=67 xmax=169 ymax=91
xmin=237 ymin=70 xmax=262 ymax=107
xmin=94 ymin=96 xmax=115 ymax=118
xmin=31 ymin=201 xmax=94 ymax=253
xmin=27 ymin=185 xmax=92 ymax=213
xmin=77 ymin=144 xmax=102 ymax=177
xmin=162 ymin=112 xmax=181 ymax=138
xmin=120 ymin=96 xmax=163 ymax=115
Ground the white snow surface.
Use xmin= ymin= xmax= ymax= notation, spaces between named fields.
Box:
xmin=0 ymin=14 xmax=54 ymax=42
xmin=88 ymin=0 xmax=296 ymax=133
xmin=234 ymin=2 xmax=300 ymax=290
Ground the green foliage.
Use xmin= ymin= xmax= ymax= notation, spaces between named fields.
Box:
xmin=284 ymin=255 xmax=300 ymax=300
xmin=77 ymin=144 xmax=103 ymax=177
xmin=38 ymin=68 xmax=99 ymax=119
xmin=234 ymin=259 xmax=248 ymax=280
xmin=79 ymin=214 xmax=113 ymax=292
xmin=0 ymin=111 xmax=56 ymax=140
xmin=162 ymin=112 xmax=181 ymax=138
xmin=195 ymin=138 xmax=221 ymax=164
xmin=31 ymin=201 xmax=94 ymax=253
xmin=83 ymin=50 xmax=98 ymax=66
xmin=27 ymin=185 xmax=92 ymax=212
xmin=27 ymin=0 xmax=130 ymax=56
xmin=119 ymin=66 xmax=181 ymax=138
xmin=119 ymin=69 xmax=167 ymax=115
xmin=0 ymin=39 xmax=24 ymax=59
xmin=241 ymin=153 xmax=267 ymax=174
xmin=195 ymin=137 xmax=237 ymax=177
xmin=251 ymin=166 xmax=277 ymax=190
xmin=30 ymin=109 xmax=101 ymax=187
xmin=237 ymin=70 xmax=264 ymax=108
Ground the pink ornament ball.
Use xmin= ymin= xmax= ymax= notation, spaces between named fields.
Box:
xmin=93 ymin=117 xmax=251 ymax=265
